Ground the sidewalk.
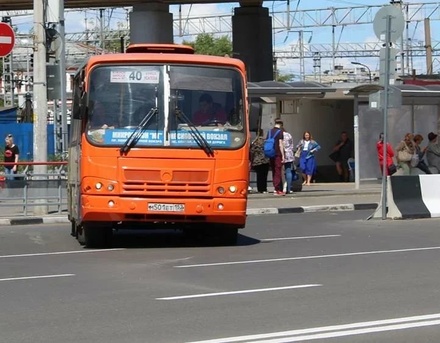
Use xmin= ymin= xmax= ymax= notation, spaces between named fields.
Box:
xmin=246 ymin=182 xmax=380 ymax=215
xmin=0 ymin=182 xmax=381 ymax=225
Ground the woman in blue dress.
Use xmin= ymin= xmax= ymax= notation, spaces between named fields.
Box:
xmin=296 ymin=131 xmax=321 ymax=185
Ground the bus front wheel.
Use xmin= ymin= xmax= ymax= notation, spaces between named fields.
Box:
xmin=77 ymin=223 xmax=112 ymax=248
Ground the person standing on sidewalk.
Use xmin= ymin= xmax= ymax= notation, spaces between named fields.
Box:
xmin=282 ymin=126 xmax=295 ymax=194
xmin=4 ymin=134 xmax=19 ymax=181
xmin=250 ymin=129 xmax=270 ymax=193
xmin=267 ymin=119 xmax=285 ymax=195
xmin=331 ymin=131 xmax=353 ymax=182
xmin=413 ymin=134 xmax=431 ymax=174
xmin=426 ymin=132 xmax=440 ymax=173
xmin=296 ymin=131 xmax=320 ymax=186
xmin=376 ymin=132 xmax=395 ymax=176
xmin=395 ymin=133 xmax=415 ymax=175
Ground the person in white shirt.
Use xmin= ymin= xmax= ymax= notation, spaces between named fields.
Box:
xmin=426 ymin=132 xmax=440 ymax=173
xmin=282 ymin=127 xmax=294 ymax=194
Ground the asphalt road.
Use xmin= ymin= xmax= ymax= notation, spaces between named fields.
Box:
xmin=1 ymin=212 xmax=440 ymax=343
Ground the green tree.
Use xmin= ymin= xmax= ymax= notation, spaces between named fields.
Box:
xmin=183 ymin=33 xmax=232 ymax=57
xmin=275 ymin=70 xmax=296 ymax=82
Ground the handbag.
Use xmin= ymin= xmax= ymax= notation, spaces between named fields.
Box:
xmin=397 ymin=150 xmax=412 ymax=162
xmin=329 ymin=151 xmax=340 ymax=162
xmin=388 ymin=164 xmax=397 ymax=175
xmin=410 ymin=153 xmax=419 ymax=167
xmin=294 ymin=147 xmax=301 ymax=158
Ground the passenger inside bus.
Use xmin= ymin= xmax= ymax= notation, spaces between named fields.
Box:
xmin=89 ymin=101 xmax=116 ymax=129
xmin=89 ymin=69 xmax=118 ymax=129
xmin=192 ymin=93 xmax=227 ymax=126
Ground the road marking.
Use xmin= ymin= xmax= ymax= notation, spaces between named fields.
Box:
xmin=186 ymin=313 xmax=440 ymax=343
xmin=0 ymin=248 xmax=125 ymax=259
xmin=175 ymin=246 xmax=440 ymax=268
xmin=261 ymin=235 xmax=340 ymax=242
xmin=156 ymin=284 xmax=321 ymax=301
xmin=0 ymin=274 xmax=75 ymax=282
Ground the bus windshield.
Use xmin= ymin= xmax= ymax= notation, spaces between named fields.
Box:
xmin=86 ymin=64 xmax=246 ymax=150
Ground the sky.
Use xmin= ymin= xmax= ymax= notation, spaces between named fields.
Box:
xmin=7 ymin=0 xmax=439 ymax=77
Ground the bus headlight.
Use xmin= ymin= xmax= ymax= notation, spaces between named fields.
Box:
xmin=217 ymin=187 xmax=225 ymax=194
xmin=95 ymin=182 xmax=103 ymax=190
xmin=217 ymin=203 xmax=224 ymax=210
xmin=108 ymin=200 xmax=115 ymax=208
xmin=107 ymin=184 xmax=114 ymax=191
xmin=229 ymin=185 xmax=237 ymax=193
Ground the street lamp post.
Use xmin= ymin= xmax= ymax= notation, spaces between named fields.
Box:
xmin=351 ymin=61 xmax=372 ymax=83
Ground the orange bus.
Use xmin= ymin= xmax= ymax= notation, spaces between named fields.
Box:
xmin=68 ymin=44 xmax=250 ymax=248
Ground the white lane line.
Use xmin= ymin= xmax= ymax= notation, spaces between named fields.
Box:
xmin=261 ymin=235 xmax=340 ymax=242
xmin=0 ymin=274 xmax=75 ymax=282
xmin=175 ymin=246 xmax=440 ymax=268
xmin=0 ymin=248 xmax=125 ymax=259
xmin=156 ymin=284 xmax=321 ymax=301
xmin=186 ymin=313 xmax=440 ymax=343
xmin=243 ymin=320 xmax=440 ymax=342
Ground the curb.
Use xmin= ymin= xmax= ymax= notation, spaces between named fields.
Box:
xmin=0 ymin=216 xmax=70 ymax=226
xmin=0 ymin=204 xmax=379 ymax=225
xmin=246 ymin=203 xmax=378 ymax=215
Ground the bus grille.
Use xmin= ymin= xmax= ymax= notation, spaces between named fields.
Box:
xmin=122 ymin=170 xmax=210 ymax=194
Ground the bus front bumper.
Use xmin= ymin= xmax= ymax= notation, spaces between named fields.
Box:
xmin=81 ymin=195 xmax=247 ymax=226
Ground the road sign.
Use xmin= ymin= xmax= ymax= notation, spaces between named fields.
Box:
xmin=0 ymin=22 xmax=15 ymax=57
xmin=373 ymin=5 xmax=405 ymax=43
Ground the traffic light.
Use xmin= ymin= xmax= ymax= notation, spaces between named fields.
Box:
xmin=30 ymin=53 xmax=34 ymax=68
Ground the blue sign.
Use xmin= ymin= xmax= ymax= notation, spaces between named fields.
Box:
xmin=170 ymin=131 xmax=230 ymax=147
xmin=104 ymin=129 xmax=163 ymax=145
xmin=103 ymin=129 xmax=231 ymax=147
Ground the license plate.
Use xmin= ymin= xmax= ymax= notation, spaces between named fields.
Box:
xmin=148 ymin=203 xmax=185 ymax=212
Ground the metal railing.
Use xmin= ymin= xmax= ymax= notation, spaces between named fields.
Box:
xmin=0 ymin=161 xmax=68 ymax=217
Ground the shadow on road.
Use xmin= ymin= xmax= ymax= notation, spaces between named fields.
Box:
xmin=105 ymin=229 xmax=260 ymax=249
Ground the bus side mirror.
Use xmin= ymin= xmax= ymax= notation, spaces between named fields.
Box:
xmin=79 ymin=92 xmax=88 ymax=119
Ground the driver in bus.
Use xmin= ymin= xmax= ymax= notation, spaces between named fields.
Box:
xmin=89 ymin=69 xmax=117 ymax=129
xmin=90 ymin=101 xmax=116 ymax=129
xmin=193 ymin=93 xmax=227 ymax=126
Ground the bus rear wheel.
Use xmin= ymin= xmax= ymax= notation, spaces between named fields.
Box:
xmin=77 ymin=223 xmax=113 ymax=248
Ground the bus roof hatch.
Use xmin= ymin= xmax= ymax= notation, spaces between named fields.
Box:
xmin=126 ymin=44 xmax=195 ymax=54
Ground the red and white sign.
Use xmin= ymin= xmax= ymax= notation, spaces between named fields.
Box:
xmin=0 ymin=22 xmax=15 ymax=57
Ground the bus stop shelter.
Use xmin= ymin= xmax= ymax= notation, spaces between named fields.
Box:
xmin=247 ymin=81 xmax=337 ymax=131
xmin=346 ymin=83 xmax=440 ymax=187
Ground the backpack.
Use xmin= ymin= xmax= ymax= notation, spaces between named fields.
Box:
xmin=263 ymin=129 xmax=281 ymax=158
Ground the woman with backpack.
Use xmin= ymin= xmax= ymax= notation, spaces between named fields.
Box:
xmin=296 ymin=131 xmax=321 ymax=186
xmin=264 ymin=120 xmax=285 ymax=195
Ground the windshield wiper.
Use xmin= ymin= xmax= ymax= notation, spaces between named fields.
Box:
xmin=120 ymin=107 xmax=158 ymax=155
xmin=174 ymin=109 xmax=214 ymax=157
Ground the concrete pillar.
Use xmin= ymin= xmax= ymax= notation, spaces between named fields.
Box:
xmin=130 ymin=2 xmax=173 ymax=44
xmin=232 ymin=2 xmax=273 ymax=82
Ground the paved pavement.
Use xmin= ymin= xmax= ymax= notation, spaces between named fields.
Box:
xmin=0 ymin=182 xmax=381 ymax=225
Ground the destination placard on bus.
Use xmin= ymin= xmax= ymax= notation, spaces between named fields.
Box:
xmin=103 ymin=129 xmax=231 ymax=147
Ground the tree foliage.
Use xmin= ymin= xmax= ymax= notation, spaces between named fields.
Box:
xmin=183 ymin=33 xmax=232 ymax=57
xmin=276 ymin=72 xmax=296 ymax=82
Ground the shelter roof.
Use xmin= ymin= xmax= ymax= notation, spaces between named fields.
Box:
xmin=393 ymin=84 xmax=440 ymax=98
xmin=248 ymin=80 xmax=336 ymax=99
xmin=346 ymin=83 xmax=440 ymax=98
